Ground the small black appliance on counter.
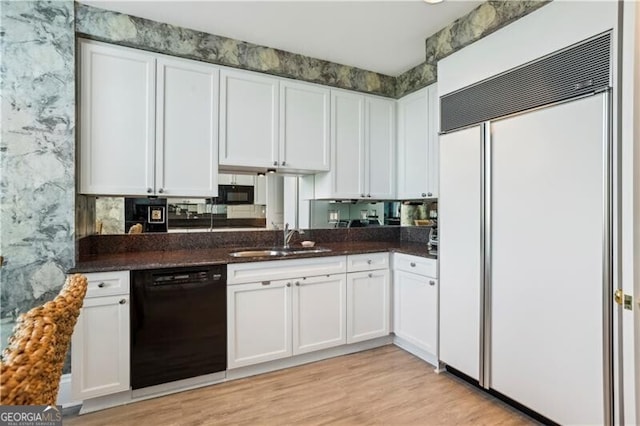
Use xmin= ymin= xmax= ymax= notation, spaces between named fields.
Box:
xmin=124 ymin=198 xmax=168 ymax=233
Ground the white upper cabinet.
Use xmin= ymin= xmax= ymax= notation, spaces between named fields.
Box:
xmin=319 ymin=90 xmax=365 ymax=198
xmin=397 ymin=83 xmax=439 ymax=199
xmin=79 ymin=40 xmax=156 ymax=196
xmin=78 ymin=39 xmax=219 ymax=197
xmin=218 ymin=174 xmax=256 ymax=186
xmin=219 ymin=69 xmax=279 ymax=170
xmin=366 ymin=97 xmax=396 ymax=199
xmin=219 ymin=73 xmax=331 ymax=173
xmin=156 ymin=57 xmax=219 ymax=197
xmin=314 ymin=90 xmax=395 ymax=199
xmin=279 ymin=81 xmax=330 ymax=172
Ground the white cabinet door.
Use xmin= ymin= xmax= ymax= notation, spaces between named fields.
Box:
xmin=219 ymin=70 xmax=279 ymax=169
xmin=346 ymin=269 xmax=390 ymax=344
xmin=393 ymin=270 xmax=437 ymax=356
xmin=79 ymin=40 xmax=155 ymax=195
xmin=233 ymin=174 xmax=256 ymax=186
xmin=71 ymin=295 xmax=130 ymax=400
xmin=366 ymin=97 xmax=396 ymax=199
xmin=227 ymin=280 xmax=292 ymax=369
xmin=325 ymin=90 xmax=365 ymax=198
xmin=217 ymin=174 xmax=234 ymax=185
xmin=156 ymin=57 xmax=219 ymax=197
xmin=397 ymin=87 xmax=430 ymax=199
xmin=279 ymin=81 xmax=330 ymax=171
xmin=292 ymin=274 xmax=346 ymax=355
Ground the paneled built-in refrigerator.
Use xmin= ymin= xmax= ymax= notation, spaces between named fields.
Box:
xmin=439 ymin=33 xmax=613 ymax=425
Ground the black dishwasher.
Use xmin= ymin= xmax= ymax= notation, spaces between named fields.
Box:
xmin=130 ymin=266 xmax=226 ymax=389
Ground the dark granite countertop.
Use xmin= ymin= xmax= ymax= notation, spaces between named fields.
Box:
xmin=70 ymin=241 xmax=436 ymax=273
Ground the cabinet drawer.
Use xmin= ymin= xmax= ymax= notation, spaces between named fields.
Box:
xmin=227 ymin=256 xmax=347 ymax=285
xmin=83 ymin=271 xmax=130 ymax=298
xmin=393 ymin=253 xmax=437 ymax=278
xmin=347 ymin=252 xmax=389 ymax=272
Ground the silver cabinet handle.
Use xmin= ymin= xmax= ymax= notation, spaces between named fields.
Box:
xmin=273 ymin=161 xmax=278 ymax=166
xmin=361 ymin=194 xmax=365 ymax=197
xmin=97 ymin=282 xmax=105 ymax=288
xmin=410 ymin=262 xmax=416 ymax=267
xmin=261 ymin=281 xmax=271 ymax=286
xmin=429 ymin=280 xmax=435 ymax=286
xmin=367 ymin=194 xmax=371 ymax=198
xmin=147 ymin=188 xmax=152 ymax=194
xmin=295 ymin=281 xmax=300 ymax=286
xmin=158 ymin=188 xmax=164 ymax=194
xmin=286 ymin=282 xmax=291 ymax=287
xmin=427 ymin=192 xmax=432 ymax=197
xmin=367 ymin=259 xmax=372 ymax=265
xmin=281 ymin=161 xmax=286 ymax=166
xmin=421 ymin=193 xmax=427 ymax=197
xmin=368 ymin=273 xmax=373 ymax=278
xmin=119 ymin=299 xmax=127 ymax=305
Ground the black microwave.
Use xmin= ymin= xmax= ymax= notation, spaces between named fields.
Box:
xmin=216 ymin=185 xmax=254 ymax=205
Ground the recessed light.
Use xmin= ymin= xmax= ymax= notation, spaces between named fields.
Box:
xmin=424 ymin=0 xmax=444 ymax=3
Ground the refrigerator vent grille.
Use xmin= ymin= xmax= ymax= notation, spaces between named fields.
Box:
xmin=440 ymin=32 xmax=611 ymax=132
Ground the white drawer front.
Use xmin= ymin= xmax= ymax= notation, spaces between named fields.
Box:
xmin=83 ymin=271 xmax=130 ymax=298
xmin=393 ymin=253 xmax=437 ymax=278
xmin=228 ymin=256 xmax=347 ymax=285
xmin=347 ymin=252 xmax=389 ymax=272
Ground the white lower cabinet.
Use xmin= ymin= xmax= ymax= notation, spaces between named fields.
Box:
xmin=346 ymin=253 xmax=390 ymax=344
xmin=227 ymin=280 xmax=292 ymax=368
xmin=228 ymin=273 xmax=346 ymax=369
xmin=292 ymin=274 xmax=346 ymax=355
xmin=227 ymin=257 xmax=349 ymax=369
xmin=392 ymin=254 xmax=438 ymax=363
xmin=72 ymin=272 xmax=130 ymax=400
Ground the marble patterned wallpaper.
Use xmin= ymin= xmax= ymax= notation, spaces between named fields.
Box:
xmin=75 ymin=3 xmax=396 ymax=98
xmin=0 ymin=1 xmax=75 ymax=322
xmin=396 ymin=0 xmax=549 ymax=97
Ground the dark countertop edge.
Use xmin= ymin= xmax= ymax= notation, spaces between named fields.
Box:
xmin=69 ymin=242 xmax=437 ymax=273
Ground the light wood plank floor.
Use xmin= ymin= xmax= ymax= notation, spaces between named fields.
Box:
xmin=64 ymin=345 xmax=535 ymax=425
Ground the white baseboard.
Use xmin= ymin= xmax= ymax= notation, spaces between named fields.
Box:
xmin=227 ymin=336 xmax=393 ymax=381
xmin=392 ymin=336 xmax=438 ymax=367
xmin=70 ymin=335 xmax=439 ymax=415
xmin=57 ymin=374 xmax=81 ymax=408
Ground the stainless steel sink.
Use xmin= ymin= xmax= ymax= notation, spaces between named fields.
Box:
xmin=229 ymin=247 xmax=332 ymax=258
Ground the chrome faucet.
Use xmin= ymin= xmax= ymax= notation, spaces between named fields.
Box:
xmin=283 ymin=223 xmax=304 ymax=248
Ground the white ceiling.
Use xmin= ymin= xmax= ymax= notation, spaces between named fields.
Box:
xmin=78 ymin=1 xmax=481 ymax=76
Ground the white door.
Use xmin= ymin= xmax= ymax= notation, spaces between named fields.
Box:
xmin=79 ymin=40 xmax=155 ymax=195
xmin=393 ymin=270 xmax=437 ymax=355
xmin=219 ymin=70 xmax=279 ymax=169
xmin=438 ymin=125 xmax=482 ymax=380
xmin=396 ymin=87 xmax=429 ymax=199
xmin=292 ymin=274 xmax=346 ymax=355
xmin=156 ymin=57 xmax=219 ymax=197
xmin=71 ymin=295 xmax=130 ymax=400
xmin=490 ymin=95 xmax=606 ymax=425
xmin=366 ymin=97 xmax=396 ymax=199
xmin=346 ymin=269 xmax=390 ymax=343
xmin=330 ymin=90 xmax=365 ymax=198
xmin=279 ymin=81 xmax=330 ymax=171
xmin=227 ymin=280 xmax=292 ymax=369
